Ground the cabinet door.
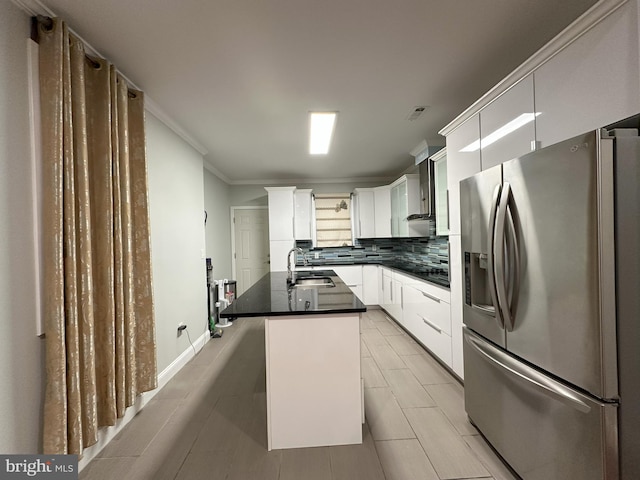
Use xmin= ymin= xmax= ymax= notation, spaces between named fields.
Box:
xmin=391 ymin=277 xmax=404 ymax=324
xmin=433 ymin=152 xmax=449 ymax=236
xmin=381 ymin=270 xmax=393 ymax=312
xmin=331 ymin=265 xmax=362 ymax=288
xmin=391 ymin=181 xmax=408 ymax=237
xmin=354 ymin=189 xmax=375 ymax=238
xmin=374 ymin=186 xmax=391 ymax=238
xmin=480 ymin=75 xmax=536 ymax=170
xmin=446 ymin=114 xmax=481 ymax=235
xmin=362 ymin=265 xmax=379 ymax=305
xmin=534 ymin=1 xmax=640 ymax=148
xmin=266 ymin=187 xmax=295 ymax=241
xmin=295 ymin=189 xmax=312 ymax=240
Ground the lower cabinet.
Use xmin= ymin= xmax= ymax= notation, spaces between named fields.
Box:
xmin=380 ymin=267 xmax=453 ymax=369
xmin=305 ymin=265 xmax=364 ymax=301
xmin=403 ymin=283 xmax=452 ymax=367
xmin=362 ymin=265 xmax=379 ymax=305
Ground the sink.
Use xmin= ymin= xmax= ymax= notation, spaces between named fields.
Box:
xmin=290 ymin=277 xmax=335 ymax=288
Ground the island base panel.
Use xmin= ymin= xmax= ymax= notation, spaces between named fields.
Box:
xmin=265 ymin=313 xmax=363 ymax=450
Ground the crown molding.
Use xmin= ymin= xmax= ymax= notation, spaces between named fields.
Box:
xmin=12 ymin=0 xmax=209 ymax=158
xmin=225 ymin=175 xmax=396 ymax=186
xmin=439 ymin=0 xmax=629 ymax=136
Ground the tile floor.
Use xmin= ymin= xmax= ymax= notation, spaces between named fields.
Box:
xmin=80 ymin=310 xmax=518 ymax=480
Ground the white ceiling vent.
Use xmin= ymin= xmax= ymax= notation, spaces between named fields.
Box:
xmin=406 ymin=106 xmax=429 ymax=121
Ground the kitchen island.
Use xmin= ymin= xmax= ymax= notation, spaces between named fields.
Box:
xmin=220 ymin=270 xmax=366 ymax=450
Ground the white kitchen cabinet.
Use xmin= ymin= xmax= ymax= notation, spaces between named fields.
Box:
xmin=380 ymin=268 xmax=394 ymax=314
xmin=362 ymin=265 xmax=379 ymax=305
xmin=390 ymin=181 xmax=404 ymax=237
xmin=480 ymin=74 xmax=536 ymax=169
xmin=269 ymin=239 xmax=294 ymax=272
xmin=446 ymin=114 xmax=481 ymax=236
xmin=353 ymin=188 xmax=376 ymax=238
xmin=373 ymin=186 xmax=391 ymax=238
xmin=266 ymin=187 xmax=296 ymax=272
xmin=534 ymin=1 xmax=640 ymax=149
xmin=294 ymin=189 xmax=313 ymax=240
xmin=431 ymin=149 xmax=449 ymax=236
xmin=306 ymin=265 xmax=364 ymax=301
xmin=266 ymin=187 xmax=295 ymax=241
xmin=448 ymin=235 xmax=464 ymax=379
xmin=331 ymin=265 xmax=363 ymax=300
xmin=390 ymin=174 xmax=421 ymax=237
xmin=379 ymin=267 xmax=452 ymax=368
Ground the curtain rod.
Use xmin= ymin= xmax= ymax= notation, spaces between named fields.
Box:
xmin=31 ymin=15 xmax=141 ymax=99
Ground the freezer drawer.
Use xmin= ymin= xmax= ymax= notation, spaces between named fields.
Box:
xmin=463 ymin=328 xmax=618 ymax=480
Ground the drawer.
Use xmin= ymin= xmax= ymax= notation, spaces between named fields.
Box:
xmin=404 ymin=284 xmax=451 ymax=335
xmin=414 ymin=318 xmax=452 ymax=368
xmin=413 ymin=280 xmax=450 ymax=304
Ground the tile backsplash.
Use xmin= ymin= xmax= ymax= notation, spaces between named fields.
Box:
xmin=295 ymin=222 xmax=449 ymax=274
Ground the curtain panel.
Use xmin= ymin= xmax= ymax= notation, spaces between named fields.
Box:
xmin=37 ymin=17 xmax=157 ymax=456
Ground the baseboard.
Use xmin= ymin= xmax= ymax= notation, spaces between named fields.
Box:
xmin=77 ymin=329 xmax=211 ymax=472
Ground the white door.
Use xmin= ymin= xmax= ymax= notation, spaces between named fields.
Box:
xmin=234 ymin=208 xmax=270 ymax=295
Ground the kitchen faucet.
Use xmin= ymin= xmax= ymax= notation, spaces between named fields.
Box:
xmin=287 ymin=247 xmax=308 ymax=282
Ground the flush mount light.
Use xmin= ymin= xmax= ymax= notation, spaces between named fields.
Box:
xmin=309 ymin=112 xmax=337 ymax=155
xmin=460 ymin=112 xmax=541 ymax=152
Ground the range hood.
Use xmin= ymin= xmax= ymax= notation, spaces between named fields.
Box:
xmin=408 ymin=141 xmax=443 ymax=221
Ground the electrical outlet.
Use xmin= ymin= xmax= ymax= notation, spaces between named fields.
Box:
xmin=177 ymin=322 xmax=186 ymax=335
xmin=314 ymin=252 xmax=320 ymax=259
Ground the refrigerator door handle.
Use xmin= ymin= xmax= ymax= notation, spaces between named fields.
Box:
xmin=505 ymin=202 xmax=520 ymax=329
xmin=494 ymin=182 xmax=515 ymax=331
xmin=487 ymin=184 xmax=504 ymax=329
xmin=465 ymin=331 xmax=591 ymax=413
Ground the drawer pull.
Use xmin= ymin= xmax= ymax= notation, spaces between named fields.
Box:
xmin=420 ymin=315 xmax=442 ymax=333
xmin=421 ymin=291 xmax=441 ymax=303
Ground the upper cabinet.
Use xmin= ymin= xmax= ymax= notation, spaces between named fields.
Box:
xmin=445 ymin=114 xmax=481 ymax=236
xmin=374 ymin=186 xmax=392 ymax=238
xmin=294 ymin=189 xmax=313 ymax=240
xmin=353 ymin=188 xmax=376 ymax=238
xmin=265 ymin=187 xmax=295 ymax=241
xmin=390 ymin=174 xmax=421 ymax=237
xmin=431 ymin=149 xmax=449 ymax=236
xmin=480 ymin=75 xmax=536 ymax=170
xmin=534 ymin=1 xmax=640 ymax=148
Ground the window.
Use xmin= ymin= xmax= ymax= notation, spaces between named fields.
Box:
xmin=313 ymin=193 xmax=353 ymax=247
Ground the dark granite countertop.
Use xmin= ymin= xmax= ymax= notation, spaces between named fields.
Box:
xmin=220 ymin=270 xmax=367 ymax=318
xmin=297 ymin=260 xmax=450 ymax=289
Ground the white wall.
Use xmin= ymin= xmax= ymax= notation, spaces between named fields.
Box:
xmin=146 ymin=113 xmax=208 ymax=372
xmin=203 ymin=168 xmax=232 ymax=279
xmin=0 ymin=1 xmax=44 ymax=453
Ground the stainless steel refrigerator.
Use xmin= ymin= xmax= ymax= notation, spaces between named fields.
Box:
xmin=460 ymin=118 xmax=640 ymax=480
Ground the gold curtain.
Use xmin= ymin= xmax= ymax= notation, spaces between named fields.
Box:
xmin=38 ymin=17 xmax=157 ymax=456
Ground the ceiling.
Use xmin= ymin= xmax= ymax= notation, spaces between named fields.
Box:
xmin=38 ymin=0 xmax=599 ymax=184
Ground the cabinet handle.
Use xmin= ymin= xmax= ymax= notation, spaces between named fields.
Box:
xmin=446 ymin=189 xmax=450 ymax=230
xmin=421 ymin=291 xmax=441 ymax=303
xmin=420 ymin=315 xmax=442 ymax=333
xmin=401 ymin=286 xmax=404 ymax=308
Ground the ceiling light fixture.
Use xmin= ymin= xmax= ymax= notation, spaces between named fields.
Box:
xmin=309 ymin=112 xmax=337 ymax=155
xmin=460 ymin=112 xmax=541 ymax=152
